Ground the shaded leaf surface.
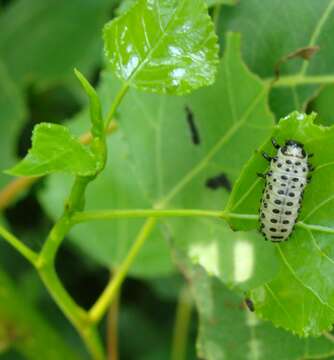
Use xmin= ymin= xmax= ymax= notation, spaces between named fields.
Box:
xmin=226 ymin=111 xmax=334 ymax=335
xmin=104 ymin=0 xmax=219 ymax=94
xmin=0 ymin=62 xmax=26 ymax=188
xmin=40 ymin=33 xmax=274 ymax=281
xmin=0 ymin=0 xmax=112 ymax=89
xmin=7 ymin=123 xmax=98 ymax=177
xmin=190 ymin=267 xmax=334 ymax=360
xmin=0 ymin=269 xmax=78 ymax=360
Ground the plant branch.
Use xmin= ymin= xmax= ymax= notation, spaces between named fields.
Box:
xmin=171 ymin=286 xmax=193 ymax=360
xmin=0 ymin=122 xmax=118 ymax=211
xmin=105 ymin=84 xmax=129 ymax=129
xmin=268 ymin=74 xmax=334 ymax=88
xmin=72 ymin=209 xmax=225 ymax=223
xmin=0 ymin=225 xmax=38 ymax=265
xmin=38 ymin=264 xmax=105 ymax=360
xmin=107 ymin=278 xmax=120 ymax=360
xmin=89 ymin=217 xmax=157 ymax=323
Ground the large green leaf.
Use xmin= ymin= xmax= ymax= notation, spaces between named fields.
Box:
xmin=39 ymin=33 xmax=274 ymax=281
xmin=190 ymin=267 xmax=334 ymax=360
xmin=0 ymin=269 xmax=78 ymax=359
xmin=220 ymin=0 xmax=334 ymax=117
xmin=226 ymin=111 xmax=334 ymax=335
xmin=0 ymin=0 xmax=112 ymax=89
xmin=0 ymin=61 xmax=26 ymax=188
xmin=7 ymin=123 xmax=98 ymax=177
xmin=104 ymin=0 xmax=219 ymax=94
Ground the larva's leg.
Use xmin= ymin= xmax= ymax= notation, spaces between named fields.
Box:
xmin=308 ymin=153 xmax=314 ymax=158
xmin=308 ymin=163 xmax=315 ymax=171
xmin=257 ymin=172 xmax=266 ymax=179
xmin=262 ymin=152 xmax=272 ymax=161
xmin=271 ymin=138 xmax=280 ymax=149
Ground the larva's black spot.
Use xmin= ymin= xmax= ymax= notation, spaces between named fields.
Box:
xmin=287 ymin=202 xmax=293 ymax=206
xmin=269 ymin=184 xmax=273 ymax=190
xmin=264 ymin=202 xmax=268 ymax=208
xmin=292 ymin=178 xmax=299 ymax=182
xmin=277 ymin=163 xmax=282 ymax=168
xmin=289 ymin=192 xmax=295 ymax=197
xmin=261 ymin=212 xmax=265 ymax=218
xmin=281 ymin=229 xmax=288 ymax=232
xmin=266 ymin=194 xmax=270 ymax=199
xmin=281 ymin=183 xmax=286 ymax=187
xmin=302 ymin=167 xmax=306 ymax=172
xmin=269 ymin=228 xmax=277 ymax=232
xmin=271 ymin=236 xmax=284 ymax=240
xmin=285 ymin=168 xmax=290 ymax=172
xmin=283 ymin=220 xmax=289 ymax=224
xmin=270 ymin=219 xmax=277 ymax=223
xmin=274 ymin=199 xmax=281 ymax=205
xmin=206 ymin=173 xmax=231 ymax=192
xmin=281 ymin=175 xmax=288 ymax=180
xmin=286 ymin=159 xmax=292 ymax=164
xmin=295 ymin=161 xmax=301 ymax=166
xmin=285 ymin=211 xmax=292 ymax=215
xmin=185 ymin=106 xmax=200 ymax=145
xmin=278 ymin=190 xmax=284 ymax=195
xmin=273 ymin=209 xmax=279 ymax=214
xmin=294 ymin=170 xmax=298 ymax=173
xmin=273 ymin=178 xmax=277 ymax=182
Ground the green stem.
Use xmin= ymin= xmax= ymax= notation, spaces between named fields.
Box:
xmin=105 ymin=83 xmax=129 ymax=129
xmin=0 ymin=225 xmax=38 ymax=265
xmin=268 ymin=74 xmax=334 ymax=87
xmin=171 ymin=287 xmax=193 ymax=360
xmin=38 ymin=264 xmax=104 ymax=360
xmin=72 ymin=209 xmax=225 ymax=223
xmin=89 ymin=218 xmax=157 ymax=323
xmin=107 ymin=279 xmax=120 ymax=360
xmin=35 ymin=175 xmax=106 ymax=359
xmin=38 ymin=176 xmax=91 ymax=265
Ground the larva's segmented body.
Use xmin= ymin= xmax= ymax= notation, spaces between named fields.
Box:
xmin=259 ymin=139 xmax=313 ymax=242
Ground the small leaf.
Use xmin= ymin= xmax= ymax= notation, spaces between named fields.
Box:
xmin=7 ymin=123 xmax=98 ymax=177
xmin=104 ymin=0 xmax=219 ymax=95
xmin=226 ymin=111 xmax=334 ymax=335
xmin=74 ymin=68 xmax=103 ymax=137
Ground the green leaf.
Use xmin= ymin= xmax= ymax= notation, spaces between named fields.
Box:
xmin=0 ymin=0 xmax=112 ymax=89
xmin=190 ymin=267 xmax=334 ymax=360
xmin=74 ymin=68 xmax=103 ymax=137
xmin=220 ymin=0 xmax=334 ymax=117
xmin=0 ymin=269 xmax=79 ymax=359
xmin=226 ymin=111 xmax=334 ymax=335
xmin=7 ymin=123 xmax=98 ymax=177
xmin=104 ymin=0 xmax=219 ymax=95
xmin=0 ymin=61 xmax=27 ymax=188
xmin=39 ymin=33 xmax=274 ymax=280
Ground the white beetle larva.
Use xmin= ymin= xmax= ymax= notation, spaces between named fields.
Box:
xmin=258 ymin=139 xmax=313 ymax=242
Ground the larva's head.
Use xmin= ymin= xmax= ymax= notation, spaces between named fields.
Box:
xmin=280 ymin=139 xmax=306 ymax=158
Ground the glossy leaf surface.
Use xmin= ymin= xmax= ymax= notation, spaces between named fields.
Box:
xmin=7 ymin=123 xmax=98 ymax=177
xmin=104 ymin=0 xmax=219 ymax=94
xmin=226 ymin=112 xmax=334 ymax=335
